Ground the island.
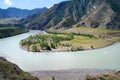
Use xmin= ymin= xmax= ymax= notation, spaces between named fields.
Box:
xmin=20 ymin=25 xmax=120 ymax=52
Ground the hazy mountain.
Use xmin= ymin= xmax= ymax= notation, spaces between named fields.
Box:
xmin=0 ymin=7 xmax=47 ymax=19
xmin=21 ymin=0 xmax=120 ymax=30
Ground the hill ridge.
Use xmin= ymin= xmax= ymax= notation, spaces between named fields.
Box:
xmin=21 ymin=0 xmax=120 ymax=30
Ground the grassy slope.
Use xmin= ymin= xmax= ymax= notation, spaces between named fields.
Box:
xmin=0 ymin=57 xmax=38 ymax=80
xmin=0 ymin=27 xmax=29 ymax=38
xmin=0 ymin=18 xmax=20 ymax=24
xmin=47 ymin=26 xmax=120 ymax=50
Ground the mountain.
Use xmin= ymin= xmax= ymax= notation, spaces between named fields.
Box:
xmin=21 ymin=0 xmax=120 ymax=30
xmin=0 ymin=7 xmax=47 ymax=19
xmin=0 ymin=57 xmax=38 ymax=80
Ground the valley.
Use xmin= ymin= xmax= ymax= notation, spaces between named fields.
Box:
xmin=0 ymin=0 xmax=120 ymax=80
xmin=0 ymin=30 xmax=120 ymax=80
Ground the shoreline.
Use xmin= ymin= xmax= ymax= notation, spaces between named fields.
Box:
xmin=19 ymin=30 xmax=120 ymax=53
xmin=19 ymin=40 xmax=119 ymax=53
xmin=30 ymin=69 xmax=118 ymax=80
xmin=0 ymin=56 xmax=118 ymax=79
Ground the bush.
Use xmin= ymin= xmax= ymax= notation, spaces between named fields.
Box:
xmin=51 ymin=43 xmax=56 ymax=49
xmin=32 ymin=45 xmax=39 ymax=52
xmin=76 ymin=46 xmax=84 ymax=51
xmin=91 ymin=45 xmax=94 ymax=49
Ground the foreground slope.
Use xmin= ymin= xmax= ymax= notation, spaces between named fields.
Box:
xmin=0 ymin=57 xmax=38 ymax=80
xmin=31 ymin=70 xmax=120 ymax=80
xmin=21 ymin=0 xmax=120 ymax=30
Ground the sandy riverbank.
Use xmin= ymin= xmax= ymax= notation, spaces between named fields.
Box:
xmin=30 ymin=69 xmax=117 ymax=80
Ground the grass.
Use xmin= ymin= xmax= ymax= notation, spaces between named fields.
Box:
xmin=72 ymin=25 xmax=120 ymax=33
xmin=0 ymin=57 xmax=38 ymax=80
xmin=60 ymin=35 xmax=112 ymax=50
xmin=21 ymin=33 xmax=74 ymax=52
xmin=0 ymin=18 xmax=21 ymax=24
xmin=47 ymin=27 xmax=120 ymax=50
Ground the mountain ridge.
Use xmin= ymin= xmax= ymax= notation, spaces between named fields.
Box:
xmin=0 ymin=7 xmax=47 ymax=19
xmin=21 ymin=0 xmax=120 ymax=30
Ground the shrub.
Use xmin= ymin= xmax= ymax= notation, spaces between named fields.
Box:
xmin=32 ymin=45 xmax=39 ymax=52
xmin=91 ymin=45 xmax=94 ymax=49
xmin=51 ymin=43 xmax=56 ymax=49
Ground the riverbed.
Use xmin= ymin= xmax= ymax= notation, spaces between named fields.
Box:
xmin=0 ymin=30 xmax=120 ymax=71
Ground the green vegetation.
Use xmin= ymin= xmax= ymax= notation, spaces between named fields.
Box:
xmin=0 ymin=57 xmax=38 ymax=80
xmin=0 ymin=27 xmax=29 ymax=38
xmin=46 ymin=29 xmax=94 ymax=38
xmin=21 ymin=33 xmax=74 ymax=52
xmin=0 ymin=18 xmax=20 ymax=24
xmin=21 ymin=29 xmax=97 ymax=52
xmin=0 ymin=18 xmax=25 ymax=28
xmin=21 ymin=26 xmax=120 ymax=52
xmin=73 ymin=25 xmax=120 ymax=33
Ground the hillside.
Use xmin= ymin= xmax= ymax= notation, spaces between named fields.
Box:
xmin=0 ymin=57 xmax=38 ymax=80
xmin=0 ymin=7 xmax=47 ymax=19
xmin=0 ymin=27 xmax=29 ymax=38
xmin=21 ymin=0 xmax=120 ymax=30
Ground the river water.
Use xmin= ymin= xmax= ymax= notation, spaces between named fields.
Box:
xmin=0 ymin=30 xmax=120 ymax=71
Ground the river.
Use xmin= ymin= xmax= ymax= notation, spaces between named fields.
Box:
xmin=0 ymin=30 xmax=120 ymax=71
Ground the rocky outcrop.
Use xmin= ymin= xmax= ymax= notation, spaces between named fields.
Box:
xmin=80 ymin=0 xmax=120 ymax=29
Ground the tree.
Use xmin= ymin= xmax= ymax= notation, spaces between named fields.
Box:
xmin=40 ymin=42 xmax=51 ymax=50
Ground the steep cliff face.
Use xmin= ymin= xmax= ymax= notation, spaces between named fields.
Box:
xmin=80 ymin=0 xmax=120 ymax=29
xmin=21 ymin=0 xmax=120 ymax=30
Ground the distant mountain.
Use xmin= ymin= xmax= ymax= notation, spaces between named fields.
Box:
xmin=21 ymin=0 xmax=120 ymax=30
xmin=0 ymin=7 xmax=47 ymax=19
